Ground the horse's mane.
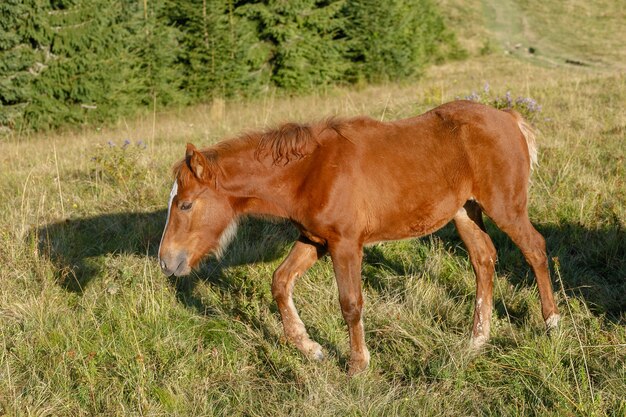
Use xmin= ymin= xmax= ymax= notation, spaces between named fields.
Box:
xmin=171 ymin=117 xmax=365 ymax=177
xmin=253 ymin=118 xmax=358 ymax=165
xmin=253 ymin=122 xmax=317 ymax=165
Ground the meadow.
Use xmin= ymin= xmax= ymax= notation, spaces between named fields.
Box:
xmin=1 ymin=1 xmax=625 ymax=416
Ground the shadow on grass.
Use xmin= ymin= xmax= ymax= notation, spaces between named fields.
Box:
xmin=362 ymin=220 xmax=625 ymax=324
xmin=36 ymin=209 xmax=296 ymax=293
xmin=35 ymin=211 xmax=303 ymax=379
xmin=37 ymin=211 xmax=624 ymax=341
xmin=37 ymin=210 xmax=167 ymax=292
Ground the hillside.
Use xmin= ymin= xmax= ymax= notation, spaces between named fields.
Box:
xmin=0 ymin=1 xmax=624 ymax=416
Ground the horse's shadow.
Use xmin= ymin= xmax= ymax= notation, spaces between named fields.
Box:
xmin=37 ymin=211 xmax=624 ymax=352
xmin=36 ymin=211 xmax=309 ymax=365
xmin=36 ymin=210 xmax=297 ymax=295
xmin=37 ymin=210 xmax=168 ymax=293
xmin=361 ymin=220 xmax=625 ymax=324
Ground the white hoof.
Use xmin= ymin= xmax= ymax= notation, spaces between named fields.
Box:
xmin=546 ymin=313 xmax=560 ymax=334
xmin=470 ymin=334 xmax=488 ymax=350
xmin=303 ymin=341 xmax=324 ymax=361
xmin=311 ymin=348 xmax=325 ymax=361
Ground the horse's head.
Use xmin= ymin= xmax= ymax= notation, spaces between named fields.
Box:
xmin=158 ymin=143 xmax=237 ymax=276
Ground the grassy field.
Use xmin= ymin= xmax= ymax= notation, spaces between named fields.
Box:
xmin=1 ymin=1 xmax=625 ymax=416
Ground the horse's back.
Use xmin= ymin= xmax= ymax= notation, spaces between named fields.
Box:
xmin=352 ymin=100 xmax=532 ymax=200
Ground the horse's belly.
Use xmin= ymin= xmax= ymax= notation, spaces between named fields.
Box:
xmin=363 ymin=190 xmax=465 ymax=243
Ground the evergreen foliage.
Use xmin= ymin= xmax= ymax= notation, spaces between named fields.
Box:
xmin=343 ymin=0 xmax=464 ymax=83
xmin=0 ymin=0 xmax=462 ymax=133
xmin=242 ymin=0 xmax=348 ymax=91
xmin=26 ymin=0 xmax=133 ymax=129
xmin=164 ymin=0 xmax=271 ymax=99
xmin=0 ymin=0 xmax=48 ymax=132
xmin=125 ymin=0 xmax=186 ymax=108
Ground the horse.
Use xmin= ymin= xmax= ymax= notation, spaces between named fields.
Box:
xmin=158 ymin=100 xmax=560 ymax=375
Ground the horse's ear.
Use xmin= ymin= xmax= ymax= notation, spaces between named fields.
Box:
xmin=185 ymin=143 xmax=212 ymax=182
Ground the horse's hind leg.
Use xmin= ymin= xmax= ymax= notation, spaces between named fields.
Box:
xmin=272 ymin=236 xmax=327 ymax=360
xmin=454 ymin=201 xmax=497 ymax=349
xmin=481 ymin=200 xmax=560 ymax=332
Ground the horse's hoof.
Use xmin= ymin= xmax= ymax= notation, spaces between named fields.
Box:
xmin=347 ymin=350 xmax=370 ymax=376
xmin=303 ymin=341 xmax=324 ymax=361
xmin=347 ymin=359 xmax=369 ymax=376
xmin=289 ymin=333 xmax=324 ymax=361
xmin=545 ymin=313 xmax=560 ymax=336
xmin=469 ymin=334 xmax=488 ymax=351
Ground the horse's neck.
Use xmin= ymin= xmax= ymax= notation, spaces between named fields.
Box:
xmin=218 ymin=146 xmax=292 ymax=219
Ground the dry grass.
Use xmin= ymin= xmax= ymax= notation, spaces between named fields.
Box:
xmin=1 ymin=2 xmax=625 ymax=416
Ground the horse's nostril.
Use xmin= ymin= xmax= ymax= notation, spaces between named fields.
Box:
xmin=159 ymin=253 xmax=188 ymax=276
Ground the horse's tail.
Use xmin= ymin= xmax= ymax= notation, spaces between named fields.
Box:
xmin=504 ymin=109 xmax=537 ymax=172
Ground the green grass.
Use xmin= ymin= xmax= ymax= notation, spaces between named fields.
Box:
xmin=1 ymin=2 xmax=625 ymax=416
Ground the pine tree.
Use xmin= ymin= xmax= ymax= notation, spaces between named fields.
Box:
xmin=164 ymin=0 xmax=271 ymax=100
xmin=0 ymin=0 xmax=50 ymax=132
xmin=241 ymin=0 xmax=348 ymax=91
xmin=124 ymin=0 xmax=186 ymax=108
xmin=26 ymin=0 xmax=126 ymax=128
xmin=342 ymin=0 xmax=462 ymax=83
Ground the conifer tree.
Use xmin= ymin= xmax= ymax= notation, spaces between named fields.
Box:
xmin=124 ymin=0 xmax=185 ymax=108
xmin=342 ymin=0 xmax=461 ymax=83
xmin=241 ymin=0 xmax=348 ymax=91
xmin=0 ymin=0 xmax=49 ymax=132
xmin=164 ymin=0 xmax=271 ymax=100
xmin=27 ymin=0 xmax=132 ymax=128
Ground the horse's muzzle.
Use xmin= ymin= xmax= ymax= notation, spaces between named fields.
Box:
xmin=159 ymin=251 xmax=190 ymax=276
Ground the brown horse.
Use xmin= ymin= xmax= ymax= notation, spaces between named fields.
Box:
xmin=158 ymin=100 xmax=559 ymax=375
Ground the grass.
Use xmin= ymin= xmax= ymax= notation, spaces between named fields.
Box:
xmin=1 ymin=2 xmax=625 ymax=416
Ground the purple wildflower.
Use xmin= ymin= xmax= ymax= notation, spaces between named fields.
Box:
xmin=465 ymin=91 xmax=480 ymax=102
xmin=515 ymin=97 xmax=542 ymax=114
xmin=505 ymin=91 xmax=513 ymax=107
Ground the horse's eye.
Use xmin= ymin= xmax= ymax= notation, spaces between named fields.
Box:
xmin=180 ymin=202 xmax=193 ymax=211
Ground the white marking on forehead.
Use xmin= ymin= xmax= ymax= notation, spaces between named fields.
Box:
xmin=167 ymin=181 xmax=178 ymax=211
xmin=159 ymin=181 xmax=178 ymax=259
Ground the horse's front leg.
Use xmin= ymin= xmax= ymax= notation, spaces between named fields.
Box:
xmin=272 ymin=236 xmax=326 ymax=360
xmin=329 ymin=240 xmax=369 ymax=375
